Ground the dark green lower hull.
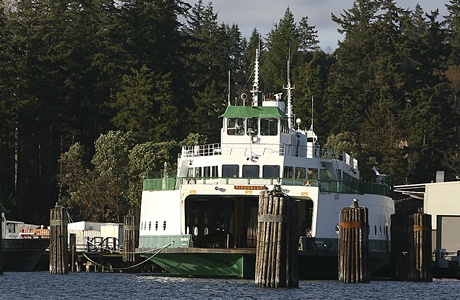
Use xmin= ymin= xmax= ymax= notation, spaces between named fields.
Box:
xmin=142 ymin=248 xmax=389 ymax=279
xmin=148 ymin=252 xmax=255 ymax=278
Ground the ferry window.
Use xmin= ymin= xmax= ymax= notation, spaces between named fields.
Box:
xmin=204 ymin=166 xmax=211 ymax=177
xmin=308 ymin=168 xmax=318 ymax=180
xmin=195 ymin=167 xmax=202 ymax=177
xmin=7 ymin=223 xmax=15 ymax=233
xmin=243 ymin=165 xmax=259 ymax=178
xmin=227 ymin=118 xmax=245 ymax=135
xmin=212 ymin=166 xmax=218 ymax=177
xmin=187 ymin=168 xmax=193 ymax=177
xmin=320 ymin=169 xmax=329 ymax=180
xmin=163 ymin=221 xmax=167 ymax=231
xmin=295 ymin=167 xmax=306 ymax=179
xmin=261 ymin=118 xmax=278 ymax=135
xmin=155 ymin=221 xmax=158 ymax=231
xmin=247 ymin=118 xmax=258 ymax=135
xmin=263 ymin=165 xmax=280 ymax=178
xmin=149 ymin=221 xmax=151 ymax=231
xmin=284 ymin=166 xmax=294 ymax=178
xmin=222 ymin=164 xmax=239 ymax=177
xmin=281 ymin=118 xmax=289 ymax=133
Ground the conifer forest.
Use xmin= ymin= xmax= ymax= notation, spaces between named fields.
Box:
xmin=0 ymin=0 xmax=459 ymax=223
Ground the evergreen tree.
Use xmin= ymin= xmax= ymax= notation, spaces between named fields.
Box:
xmin=444 ymin=0 xmax=460 ymax=65
xmin=112 ymin=65 xmax=177 ymax=142
xmin=183 ymin=1 xmax=234 ymax=142
xmin=261 ymin=7 xmax=300 ymax=92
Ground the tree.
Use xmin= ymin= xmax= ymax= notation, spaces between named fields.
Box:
xmin=444 ymin=0 xmax=460 ymax=65
xmin=261 ymin=7 xmax=300 ymax=91
xmin=183 ymin=1 xmax=234 ymax=142
xmin=112 ymin=65 xmax=177 ymax=142
xmin=59 ymin=130 xmax=179 ymax=220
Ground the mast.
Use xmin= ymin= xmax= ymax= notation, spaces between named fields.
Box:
xmin=251 ymin=38 xmax=260 ymax=107
xmin=310 ymin=95 xmax=314 ymax=131
xmin=228 ymin=70 xmax=231 ymax=106
xmin=284 ymin=52 xmax=295 ymax=129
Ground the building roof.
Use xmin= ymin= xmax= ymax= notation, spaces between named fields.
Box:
xmin=220 ymin=106 xmax=286 ymax=118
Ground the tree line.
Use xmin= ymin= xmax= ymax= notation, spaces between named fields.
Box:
xmin=0 ymin=0 xmax=459 ymax=223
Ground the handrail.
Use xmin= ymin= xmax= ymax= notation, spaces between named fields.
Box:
xmin=143 ymin=177 xmax=392 ymax=196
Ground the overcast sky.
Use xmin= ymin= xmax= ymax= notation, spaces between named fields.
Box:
xmin=183 ymin=0 xmax=450 ymax=51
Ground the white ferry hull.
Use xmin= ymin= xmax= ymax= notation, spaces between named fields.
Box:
xmin=138 ymin=181 xmax=393 ymax=279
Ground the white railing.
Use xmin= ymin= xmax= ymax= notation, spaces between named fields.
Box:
xmin=180 ymin=143 xmax=357 ymax=165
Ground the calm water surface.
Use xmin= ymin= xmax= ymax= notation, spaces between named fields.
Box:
xmin=0 ymin=272 xmax=459 ymax=299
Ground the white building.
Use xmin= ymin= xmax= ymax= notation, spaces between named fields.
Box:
xmin=395 ymin=175 xmax=460 ymax=255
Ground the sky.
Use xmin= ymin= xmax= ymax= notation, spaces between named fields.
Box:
xmin=183 ymin=0 xmax=450 ymax=51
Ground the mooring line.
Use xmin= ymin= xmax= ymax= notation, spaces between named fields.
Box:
xmin=81 ymin=241 xmax=174 ymax=271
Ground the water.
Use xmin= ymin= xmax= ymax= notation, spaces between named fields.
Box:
xmin=0 ymin=272 xmax=459 ymax=300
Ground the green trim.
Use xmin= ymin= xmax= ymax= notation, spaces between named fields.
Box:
xmin=220 ymin=106 xmax=286 ymax=118
xmin=142 ymin=252 xmax=251 ymax=278
xmin=142 ymin=177 xmax=392 ymax=197
xmin=139 ymin=235 xmax=192 ymax=248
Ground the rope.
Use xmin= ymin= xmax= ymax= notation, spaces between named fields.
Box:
xmin=83 ymin=239 xmax=159 ymax=255
xmin=81 ymin=241 xmax=174 ymax=271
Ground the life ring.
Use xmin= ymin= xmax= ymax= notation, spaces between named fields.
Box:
xmin=187 ymin=178 xmax=196 ymax=184
xmin=303 ymin=180 xmax=312 ymax=186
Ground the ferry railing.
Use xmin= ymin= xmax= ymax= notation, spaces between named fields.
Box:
xmin=143 ymin=177 xmax=391 ymax=196
xmin=180 ymin=143 xmax=357 ymax=162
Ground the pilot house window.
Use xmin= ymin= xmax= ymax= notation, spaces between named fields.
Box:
xmin=261 ymin=118 xmax=278 ymax=135
xmin=247 ymin=118 xmax=258 ymax=135
xmin=227 ymin=118 xmax=245 ymax=135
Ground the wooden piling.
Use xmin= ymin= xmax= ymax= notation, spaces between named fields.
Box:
xmin=70 ymin=233 xmax=76 ymax=272
xmin=122 ymin=214 xmax=139 ymax=267
xmin=407 ymin=209 xmax=432 ymax=282
xmin=49 ymin=205 xmax=69 ymax=274
xmin=390 ymin=209 xmax=432 ymax=282
xmin=0 ymin=209 xmax=3 ymax=275
xmin=338 ymin=199 xmax=369 ymax=283
xmin=390 ymin=213 xmax=409 ymax=280
xmin=255 ymin=187 xmax=298 ymax=288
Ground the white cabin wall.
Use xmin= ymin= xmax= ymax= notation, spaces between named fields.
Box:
xmin=314 ymin=193 xmax=393 ymax=240
xmin=140 ymin=190 xmax=182 ymax=236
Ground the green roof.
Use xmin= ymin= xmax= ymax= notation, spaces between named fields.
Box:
xmin=220 ymin=106 xmax=286 ymax=118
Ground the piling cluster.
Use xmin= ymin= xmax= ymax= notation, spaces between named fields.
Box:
xmin=338 ymin=199 xmax=369 ymax=283
xmin=123 ymin=214 xmax=139 ymax=265
xmin=255 ymin=187 xmax=298 ymax=288
xmin=391 ymin=208 xmax=432 ymax=281
xmin=49 ymin=205 xmax=69 ymax=274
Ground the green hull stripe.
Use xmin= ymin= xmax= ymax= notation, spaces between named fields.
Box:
xmin=144 ymin=253 xmax=245 ymax=278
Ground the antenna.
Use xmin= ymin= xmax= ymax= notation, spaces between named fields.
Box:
xmin=310 ymin=95 xmax=314 ymax=131
xmin=251 ymin=37 xmax=260 ymax=107
xmin=284 ymin=49 xmax=295 ymax=129
xmin=227 ymin=70 xmax=231 ymax=106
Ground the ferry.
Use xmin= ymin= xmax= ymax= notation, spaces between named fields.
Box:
xmin=137 ymin=50 xmax=394 ymax=279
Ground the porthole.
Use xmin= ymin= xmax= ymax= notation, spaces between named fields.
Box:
xmin=163 ymin=221 xmax=167 ymax=231
xmin=149 ymin=221 xmax=151 ymax=231
xmin=155 ymin=221 xmax=158 ymax=231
